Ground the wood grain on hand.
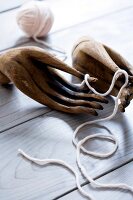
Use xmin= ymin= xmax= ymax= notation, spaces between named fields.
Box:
xmin=72 ymin=36 xmax=133 ymax=112
xmin=0 ymin=47 xmax=108 ymax=115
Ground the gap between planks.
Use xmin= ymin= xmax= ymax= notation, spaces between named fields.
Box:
xmin=50 ymin=4 xmax=133 ymax=36
xmin=1 ymin=3 xmax=133 ymax=133
xmin=0 ymin=109 xmax=52 ymax=134
xmin=0 ymin=0 xmax=42 ymax=14
xmin=54 ymin=157 xmax=133 ymax=199
xmin=1 ymin=1 xmax=133 ymax=53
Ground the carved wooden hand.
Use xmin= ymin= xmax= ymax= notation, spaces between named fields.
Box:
xmin=0 ymin=46 xmax=108 ymax=115
xmin=72 ymin=36 xmax=133 ymax=112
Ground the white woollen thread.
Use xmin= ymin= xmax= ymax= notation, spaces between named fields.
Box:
xmin=73 ymin=69 xmax=129 ymax=149
xmin=18 ymin=69 xmax=133 ymax=199
xmin=76 ymin=135 xmax=133 ymax=192
xmin=18 ymin=149 xmax=95 ymax=200
xmin=74 ymin=69 xmax=133 ymax=193
xmin=16 ymin=1 xmax=66 ymax=57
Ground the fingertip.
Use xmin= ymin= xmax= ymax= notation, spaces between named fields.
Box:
xmin=103 ymin=99 xmax=109 ymax=104
xmin=92 ymin=110 xmax=98 ymax=116
xmin=119 ymin=104 xmax=125 ymax=112
xmin=85 ymin=108 xmax=98 ymax=116
xmin=97 ymin=104 xmax=103 ymax=110
xmin=121 ymin=108 xmax=125 ymax=112
xmin=126 ymin=100 xmax=130 ymax=106
xmin=94 ymin=111 xmax=98 ymax=116
xmin=98 ymin=96 xmax=108 ymax=104
xmin=91 ymin=103 xmax=103 ymax=110
xmin=99 ymin=105 xmax=104 ymax=110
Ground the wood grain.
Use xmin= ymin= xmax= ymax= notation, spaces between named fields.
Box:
xmin=1 ymin=3 xmax=133 ymax=199
xmin=0 ymin=0 xmax=133 ymax=52
xmin=0 ymin=85 xmax=51 ymax=133
xmin=1 ymin=5 xmax=133 ymax=132
xmin=0 ymin=0 xmax=31 ymax=13
xmin=49 ymin=6 xmax=133 ymax=66
xmin=60 ymin=161 xmax=133 ymax=200
xmin=0 ymin=101 xmax=133 ymax=199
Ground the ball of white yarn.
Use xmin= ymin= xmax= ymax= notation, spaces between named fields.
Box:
xmin=16 ymin=1 xmax=54 ymax=38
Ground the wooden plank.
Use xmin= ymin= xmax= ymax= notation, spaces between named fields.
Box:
xmin=1 ymin=5 xmax=133 ymax=132
xmin=0 ymin=0 xmax=31 ymax=13
xmin=0 ymin=101 xmax=133 ymax=200
xmin=0 ymin=85 xmax=51 ymax=132
xmin=0 ymin=0 xmax=133 ymax=52
xmin=60 ymin=161 xmax=133 ymax=200
xmin=0 ymin=2 xmax=133 ymax=200
xmin=50 ymin=0 xmax=133 ymax=32
xmin=0 ymin=35 xmax=111 ymax=133
xmin=49 ymin=6 xmax=133 ymax=65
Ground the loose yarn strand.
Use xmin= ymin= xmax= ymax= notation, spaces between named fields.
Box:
xmin=76 ymin=135 xmax=133 ymax=193
xmin=33 ymin=36 xmax=67 ymax=60
xmin=33 ymin=36 xmax=66 ymax=54
xmin=73 ymin=70 xmax=128 ymax=148
xmin=18 ymin=149 xmax=95 ymax=200
xmin=74 ymin=69 xmax=133 ymax=194
xmin=18 ymin=69 xmax=133 ymax=199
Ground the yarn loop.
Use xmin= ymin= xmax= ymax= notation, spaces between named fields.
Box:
xmin=18 ymin=70 xmax=133 ymax=200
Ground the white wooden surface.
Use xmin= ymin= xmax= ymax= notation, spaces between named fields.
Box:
xmin=0 ymin=104 xmax=133 ymax=199
xmin=60 ymin=161 xmax=133 ymax=200
xmin=1 ymin=3 xmax=133 ymax=132
xmin=0 ymin=1 xmax=133 ymax=200
xmin=0 ymin=0 xmax=133 ymax=51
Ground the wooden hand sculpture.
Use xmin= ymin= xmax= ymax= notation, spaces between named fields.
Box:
xmin=72 ymin=36 xmax=133 ymax=112
xmin=0 ymin=46 xmax=108 ymax=115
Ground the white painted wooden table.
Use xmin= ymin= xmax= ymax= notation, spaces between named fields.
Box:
xmin=0 ymin=1 xmax=133 ymax=199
